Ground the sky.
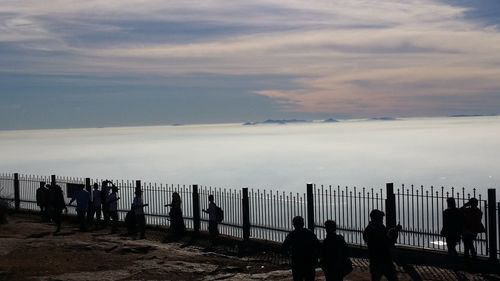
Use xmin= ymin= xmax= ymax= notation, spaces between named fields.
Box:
xmin=1 ymin=0 xmax=500 ymax=130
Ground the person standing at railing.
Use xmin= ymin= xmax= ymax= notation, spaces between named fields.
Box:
xmin=101 ymin=180 xmax=112 ymax=227
xmin=281 ymin=216 xmax=320 ymax=281
xmin=363 ymin=209 xmax=401 ymax=281
xmin=461 ymin=198 xmax=484 ymax=264
xmin=47 ymin=184 xmax=67 ymax=234
xmin=202 ymin=194 xmax=220 ymax=241
xmin=106 ymin=185 xmax=120 ymax=234
xmin=69 ymin=185 xmax=90 ymax=232
xmin=132 ymin=189 xmax=148 ymax=239
xmin=321 ymin=220 xmax=352 ymax=281
xmin=441 ymin=198 xmax=463 ymax=265
xmin=90 ymin=183 xmax=102 ymax=228
xmin=164 ymin=192 xmax=186 ymax=241
xmin=36 ymin=183 xmax=49 ymax=222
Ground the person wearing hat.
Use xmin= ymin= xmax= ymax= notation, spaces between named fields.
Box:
xmin=363 ymin=209 xmax=401 ymax=281
xmin=282 ymin=216 xmax=320 ymax=281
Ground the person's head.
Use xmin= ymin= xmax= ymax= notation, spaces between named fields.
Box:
xmin=469 ymin=198 xmax=478 ymax=208
xmin=325 ymin=220 xmax=337 ymax=235
xmin=447 ymin=197 xmax=456 ymax=209
xmin=172 ymin=192 xmax=181 ymax=204
xmin=135 ymin=188 xmax=142 ymax=197
xmin=208 ymin=194 xmax=214 ymax=202
xmin=292 ymin=216 xmax=304 ymax=230
xmin=370 ymin=209 xmax=385 ymax=224
xmin=112 ymin=185 xmax=118 ymax=193
xmin=93 ymin=183 xmax=99 ymax=190
xmin=78 ymin=185 xmax=84 ymax=191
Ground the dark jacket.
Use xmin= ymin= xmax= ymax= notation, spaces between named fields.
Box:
xmin=441 ymin=207 xmax=463 ymax=239
xmin=282 ymin=228 xmax=320 ymax=267
xmin=363 ymin=222 xmax=397 ymax=265
xmin=48 ymin=185 xmax=66 ymax=211
xmin=321 ymin=233 xmax=349 ymax=272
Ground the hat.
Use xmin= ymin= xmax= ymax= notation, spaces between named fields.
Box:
xmin=370 ymin=209 xmax=385 ymax=220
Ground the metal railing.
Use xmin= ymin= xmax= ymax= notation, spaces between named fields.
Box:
xmin=0 ymin=172 xmax=498 ymax=260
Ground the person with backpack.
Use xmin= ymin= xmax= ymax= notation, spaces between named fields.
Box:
xmin=321 ymin=220 xmax=352 ymax=281
xmin=461 ymin=198 xmax=484 ymax=263
xmin=203 ymin=194 xmax=221 ymax=240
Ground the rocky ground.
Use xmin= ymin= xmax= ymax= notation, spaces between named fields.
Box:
xmin=0 ymin=214 xmax=496 ymax=281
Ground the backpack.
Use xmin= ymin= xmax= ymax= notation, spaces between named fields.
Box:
xmin=216 ymin=206 xmax=224 ymax=223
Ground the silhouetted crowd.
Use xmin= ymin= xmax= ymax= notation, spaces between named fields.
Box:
xmin=35 ymin=181 xmax=222 ymax=242
xmin=35 ymin=182 xmax=483 ymax=281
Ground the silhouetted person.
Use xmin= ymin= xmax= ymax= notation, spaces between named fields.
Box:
xmin=132 ymin=189 xmax=148 ymax=239
xmin=101 ymin=180 xmax=112 ymax=227
xmin=461 ymin=198 xmax=484 ymax=262
xmin=165 ymin=192 xmax=186 ymax=241
xmin=106 ymin=185 xmax=120 ymax=234
xmin=202 ymin=194 xmax=219 ymax=240
xmin=363 ymin=209 xmax=401 ymax=281
xmin=441 ymin=198 xmax=463 ymax=263
xmin=36 ymin=182 xmax=49 ymax=221
xmin=321 ymin=220 xmax=352 ymax=281
xmin=69 ymin=185 xmax=90 ymax=231
xmin=90 ymin=183 xmax=102 ymax=227
xmin=282 ymin=216 xmax=320 ymax=281
xmin=85 ymin=183 xmax=93 ymax=226
xmin=47 ymin=184 xmax=67 ymax=233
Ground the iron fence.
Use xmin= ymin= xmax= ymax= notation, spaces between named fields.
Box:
xmin=0 ymin=172 xmax=498 ymax=260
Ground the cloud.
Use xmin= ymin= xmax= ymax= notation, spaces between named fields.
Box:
xmin=1 ymin=0 xmax=500 ymax=120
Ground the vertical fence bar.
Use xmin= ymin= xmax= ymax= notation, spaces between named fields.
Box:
xmin=192 ymin=184 xmax=200 ymax=234
xmin=385 ymin=183 xmax=396 ymax=229
xmin=306 ymin=183 xmax=315 ymax=231
xmin=488 ymin=189 xmax=497 ymax=261
xmin=13 ymin=173 xmax=20 ymax=211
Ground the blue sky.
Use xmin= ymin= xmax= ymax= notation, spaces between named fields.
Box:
xmin=1 ymin=0 xmax=500 ymax=129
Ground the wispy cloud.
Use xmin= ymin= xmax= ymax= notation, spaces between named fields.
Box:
xmin=1 ymin=0 xmax=500 ymax=121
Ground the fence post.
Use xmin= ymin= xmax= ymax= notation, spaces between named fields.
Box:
xmin=51 ymin=175 xmax=56 ymax=186
xmin=13 ymin=173 xmax=20 ymax=211
xmin=192 ymin=184 xmax=200 ymax=234
xmin=306 ymin=183 xmax=315 ymax=231
xmin=242 ymin=188 xmax=250 ymax=241
xmin=488 ymin=189 xmax=497 ymax=261
xmin=385 ymin=183 xmax=396 ymax=229
xmin=135 ymin=180 xmax=141 ymax=193
xmin=498 ymin=202 xmax=500 ymax=263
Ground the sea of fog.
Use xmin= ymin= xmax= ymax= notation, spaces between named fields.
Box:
xmin=1 ymin=116 xmax=499 ymax=195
